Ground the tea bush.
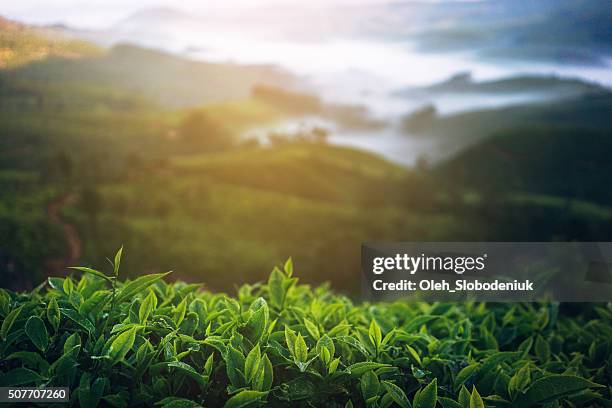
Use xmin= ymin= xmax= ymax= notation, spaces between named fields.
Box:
xmin=0 ymin=249 xmax=610 ymax=407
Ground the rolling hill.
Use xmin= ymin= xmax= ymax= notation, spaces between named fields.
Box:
xmin=397 ymin=72 xmax=607 ymax=97
xmin=0 ymin=16 xmax=101 ymax=68
xmin=1 ymin=43 xmax=296 ymax=108
xmin=437 ymin=125 xmax=612 ymax=206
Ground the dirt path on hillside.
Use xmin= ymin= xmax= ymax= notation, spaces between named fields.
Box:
xmin=46 ymin=192 xmax=81 ymax=275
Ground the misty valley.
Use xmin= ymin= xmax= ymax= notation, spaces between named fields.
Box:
xmin=1 ymin=10 xmax=612 ymax=292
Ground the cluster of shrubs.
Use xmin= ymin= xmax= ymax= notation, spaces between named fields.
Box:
xmin=0 ymin=249 xmax=610 ymax=407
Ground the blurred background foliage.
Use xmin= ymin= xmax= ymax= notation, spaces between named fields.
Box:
xmin=1 ymin=2 xmax=612 ymax=293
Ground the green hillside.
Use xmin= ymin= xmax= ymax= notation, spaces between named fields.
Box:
xmin=0 ymin=98 xmax=452 ymax=292
xmin=2 ymin=44 xmax=296 ymax=108
xmin=416 ymin=93 xmax=612 ymax=151
xmin=437 ymin=126 xmax=612 ymax=205
xmin=398 ymin=73 xmax=606 ymax=97
xmin=0 ymin=16 xmax=102 ymax=68
xmin=3 ymin=95 xmax=612 ymax=290
xmin=1 ymin=15 xmax=612 ymax=294
xmin=66 ymin=143 xmax=453 ymax=291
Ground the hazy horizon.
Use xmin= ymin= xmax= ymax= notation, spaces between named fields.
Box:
xmin=3 ymin=0 xmax=417 ymax=28
xmin=3 ymin=0 xmax=612 ymax=166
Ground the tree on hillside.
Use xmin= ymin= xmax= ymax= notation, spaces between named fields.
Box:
xmin=401 ymin=104 xmax=437 ymax=133
xmin=178 ymin=111 xmax=235 ymax=152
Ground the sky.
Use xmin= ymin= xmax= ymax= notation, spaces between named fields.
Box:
xmin=2 ymin=0 xmax=400 ymax=28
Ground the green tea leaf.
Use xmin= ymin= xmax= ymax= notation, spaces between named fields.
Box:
xmin=360 ymin=370 xmax=380 ymax=400
xmin=1 ymin=305 xmax=23 ymax=340
xmin=156 ymin=397 xmax=203 ymax=408
xmin=223 ymin=390 xmax=268 ymax=408
xmin=439 ymin=397 xmax=463 ymax=408
xmin=244 ymin=298 xmax=268 ymax=342
xmin=78 ymin=373 xmax=107 ymax=408
xmin=304 ymin=318 xmax=320 ymax=340
xmin=480 ymin=352 xmax=519 ymax=373
xmin=404 ymin=315 xmax=440 ymax=332
xmin=179 ymin=312 xmax=198 ymax=336
xmin=285 ymin=325 xmax=297 ymax=357
xmin=50 ymin=347 xmax=78 ymax=377
xmin=63 ymin=277 xmax=74 ymax=294
xmin=114 ymin=246 xmax=123 ymax=277
xmin=294 ymin=333 xmax=308 ymax=363
xmin=116 ymin=272 xmax=171 ymax=303
xmin=79 ymin=290 xmax=111 ymax=319
xmin=0 ymin=367 xmax=46 ymax=386
xmin=139 ymin=290 xmax=157 ymax=323
xmin=414 ymin=378 xmax=437 ymax=408
xmin=455 ymin=363 xmax=479 ymax=389
xmin=64 ymin=332 xmax=82 ymax=357
xmin=268 ymin=267 xmax=285 ymax=308
xmin=25 ymin=316 xmax=48 ymax=351
xmin=335 ymin=335 xmax=369 ymax=356
xmin=369 ymin=319 xmax=382 ymax=351
xmin=225 ymin=345 xmax=246 ymax=387
xmin=515 ymin=375 xmax=603 ymax=407
xmin=382 ymin=381 xmax=411 ymax=408
xmin=284 ymin=257 xmax=293 ymax=277
xmin=348 ymin=361 xmax=391 ymax=377
xmin=469 ymin=387 xmax=484 ymax=408
xmin=518 ymin=337 xmax=533 ymax=356
xmin=258 ymin=353 xmax=274 ymax=392
xmin=174 ymin=298 xmax=187 ymax=326
xmin=329 ymin=357 xmax=340 ymax=375
xmin=5 ymin=351 xmax=49 ymax=372
xmin=406 ymin=344 xmax=422 ymax=367
xmin=458 ymin=385 xmax=471 ymax=407
xmin=46 ymin=297 xmax=61 ymax=332
xmin=508 ymin=363 xmax=530 ymax=396
xmin=166 ymin=361 xmax=208 ymax=387
xmin=69 ymin=266 xmax=112 ymax=282
xmin=108 ymin=327 xmax=136 ymax=365
xmin=244 ymin=344 xmax=261 ymax=383
xmin=61 ymin=308 xmax=95 ymax=333
xmin=316 ymin=335 xmax=335 ymax=364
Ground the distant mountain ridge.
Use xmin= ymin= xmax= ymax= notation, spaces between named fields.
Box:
xmin=0 ymin=16 xmax=102 ymax=68
xmin=397 ymin=72 xmax=608 ymax=97
xmin=0 ymin=19 xmax=297 ymax=109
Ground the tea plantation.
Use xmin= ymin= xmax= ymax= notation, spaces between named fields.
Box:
xmin=0 ymin=250 xmax=610 ymax=407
